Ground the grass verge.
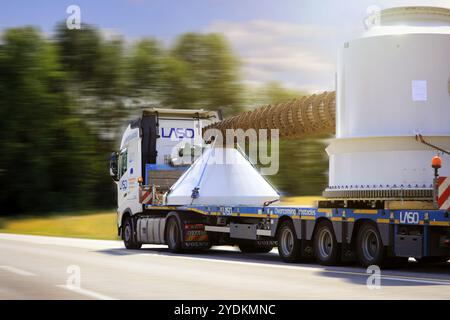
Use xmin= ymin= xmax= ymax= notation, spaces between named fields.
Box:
xmin=0 ymin=211 xmax=119 ymax=240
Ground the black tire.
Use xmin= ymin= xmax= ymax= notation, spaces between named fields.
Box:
xmin=165 ymin=217 xmax=183 ymax=253
xmin=313 ymin=221 xmax=340 ymax=265
xmin=238 ymin=242 xmax=273 ymax=253
xmin=123 ymin=216 xmax=142 ymax=250
xmin=356 ymin=223 xmax=385 ymax=268
xmin=416 ymin=257 xmax=449 ymax=264
xmin=277 ymin=220 xmax=302 ymax=263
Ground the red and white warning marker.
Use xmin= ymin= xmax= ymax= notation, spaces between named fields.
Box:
xmin=139 ymin=188 xmax=153 ymax=204
xmin=437 ymin=176 xmax=450 ymax=210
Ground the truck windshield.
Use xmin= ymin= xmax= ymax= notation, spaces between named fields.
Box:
xmin=118 ymin=149 xmax=128 ymax=178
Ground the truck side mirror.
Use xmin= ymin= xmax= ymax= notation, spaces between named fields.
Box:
xmin=109 ymin=152 xmax=119 ymax=181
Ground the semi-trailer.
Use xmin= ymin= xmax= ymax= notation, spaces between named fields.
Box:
xmin=109 ymin=6 xmax=450 ymax=267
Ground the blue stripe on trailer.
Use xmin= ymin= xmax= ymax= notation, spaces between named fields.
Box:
xmin=144 ymin=204 xmax=450 ymax=226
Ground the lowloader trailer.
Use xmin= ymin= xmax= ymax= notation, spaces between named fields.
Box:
xmin=110 ymin=108 xmax=450 ymax=268
xmin=130 ymin=202 xmax=450 ymax=267
xmin=110 ymin=6 xmax=450 ymax=267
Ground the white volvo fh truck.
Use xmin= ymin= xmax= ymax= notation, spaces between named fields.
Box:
xmin=109 ymin=108 xmax=221 ymax=248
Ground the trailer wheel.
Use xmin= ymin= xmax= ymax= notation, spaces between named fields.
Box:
xmin=123 ymin=216 xmax=142 ymax=250
xmin=356 ymin=223 xmax=385 ymax=267
xmin=313 ymin=221 xmax=340 ymax=265
xmin=277 ymin=220 xmax=302 ymax=263
xmin=166 ymin=217 xmax=182 ymax=253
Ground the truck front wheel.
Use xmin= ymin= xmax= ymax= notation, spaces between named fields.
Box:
xmin=123 ymin=216 xmax=142 ymax=250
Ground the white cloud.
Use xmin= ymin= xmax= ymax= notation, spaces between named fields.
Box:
xmin=205 ymin=20 xmax=339 ymax=93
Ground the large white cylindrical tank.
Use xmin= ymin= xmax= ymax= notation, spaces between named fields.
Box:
xmin=326 ymin=6 xmax=450 ymax=196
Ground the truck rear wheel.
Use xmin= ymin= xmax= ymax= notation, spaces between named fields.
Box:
xmin=166 ymin=217 xmax=183 ymax=253
xmin=356 ymin=223 xmax=385 ymax=267
xmin=123 ymin=216 xmax=142 ymax=250
xmin=313 ymin=221 xmax=340 ymax=265
xmin=277 ymin=220 xmax=302 ymax=263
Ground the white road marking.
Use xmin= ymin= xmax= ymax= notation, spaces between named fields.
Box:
xmin=381 ymin=276 xmax=450 ymax=286
xmin=1 ymin=234 xmax=449 ymax=287
xmin=0 ymin=265 xmax=35 ymax=276
xmin=56 ymin=285 xmax=116 ymax=300
xmin=0 ymin=233 xmax=121 ymax=250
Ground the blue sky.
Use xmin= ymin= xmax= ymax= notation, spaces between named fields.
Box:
xmin=1 ymin=0 xmax=449 ymax=92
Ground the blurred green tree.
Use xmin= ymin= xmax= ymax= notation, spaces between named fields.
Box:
xmin=127 ymin=38 xmax=166 ymax=99
xmin=243 ymin=81 xmax=308 ymax=107
xmin=0 ymin=23 xmax=328 ymax=215
xmin=170 ymin=33 xmax=242 ymax=116
xmin=159 ymin=55 xmax=195 ymax=108
xmin=55 ymin=23 xmax=102 ymax=85
xmin=246 ymin=81 xmax=329 ymax=196
xmin=55 ymin=23 xmax=128 ymax=145
xmin=262 ymin=81 xmax=307 ymax=104
xmin=0 ymin=27 xmax=110 ymax=213
xmin=268 ymin=138 xmax=329 ymax=196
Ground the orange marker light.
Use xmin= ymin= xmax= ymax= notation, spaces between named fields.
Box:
xmin=432 ymin=155 xmax=442 ymax=169
xmin=137 ymin=176 xmax=143 ymax=184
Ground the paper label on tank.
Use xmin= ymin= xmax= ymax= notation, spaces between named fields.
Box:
xmin=412 ymin=80 xmax=427 ymax=102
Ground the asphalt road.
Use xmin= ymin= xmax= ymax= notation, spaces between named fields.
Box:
xmin=0 ymin=233 xmax=449 ymax=300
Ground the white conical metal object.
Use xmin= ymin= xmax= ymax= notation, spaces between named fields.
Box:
xmin=165 ymin=147 xmax=279 ymax=206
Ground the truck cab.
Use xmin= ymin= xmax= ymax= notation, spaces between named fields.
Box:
xmin=109 ymin=108 xmax=220 ymax=239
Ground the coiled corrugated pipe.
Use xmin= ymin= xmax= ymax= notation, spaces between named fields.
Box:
xmin=204 ymin=91 xmax=336 ymax=139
